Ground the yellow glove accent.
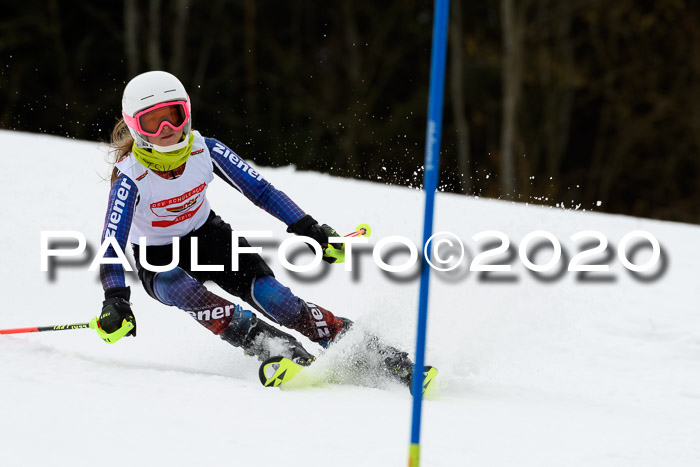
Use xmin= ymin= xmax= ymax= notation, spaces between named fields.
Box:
xmin=324 ymin=245 xmax=345 ymax=263
xmin=89 ymin=317 xmax=135 ymax=344
xmin=323 ymin=223 xmax=372 ymax=264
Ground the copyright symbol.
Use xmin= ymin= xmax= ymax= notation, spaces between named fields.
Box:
xmin=424 ymin=232 xmax=465 ymax=272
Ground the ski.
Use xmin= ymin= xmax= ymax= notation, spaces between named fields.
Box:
xmin=419 ymin=366 xmax=439 ymax=395
xmin=258 ymin=355 xmax=438 ymax=394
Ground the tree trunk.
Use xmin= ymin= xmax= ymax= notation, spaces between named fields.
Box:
xmin=148 ymin=0 xmax=162 ymax=70
xmin=244 ymin=0 xmax=257 ymax=128
xmin=341 ymin=2 xmax=360 ymax=172
xmin=192 ymin=0 xmax=225 ymax=89
xmin=500 ymin=0 xmax=522 ymax=198
xmin=449 ymin=0 xmax=471 ymax=194
xmin=544 ymin=1 xmax=574 ymax=181
xmin=171 ymin=0 xmax=189 ymax=78
xmin=124 ymin=0 xmax=139 ymax=77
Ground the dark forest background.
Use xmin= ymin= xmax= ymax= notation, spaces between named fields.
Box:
xmin=2 ymin=1 xmax=699 ymax=224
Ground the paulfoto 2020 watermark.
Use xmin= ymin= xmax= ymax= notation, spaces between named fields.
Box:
xmin=39 ymin=229 xmax=664 ymax=279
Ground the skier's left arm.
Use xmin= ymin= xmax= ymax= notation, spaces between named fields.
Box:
xmin=206 ymin=137 xmax=344 ymax=263
xmin=94 ymin=173 xmax=138 ymax=343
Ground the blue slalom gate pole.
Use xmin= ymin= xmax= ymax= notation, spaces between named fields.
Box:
xmin=409 ymin=0 xmax=450 ymax=466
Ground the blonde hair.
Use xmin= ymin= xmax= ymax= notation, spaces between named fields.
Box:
xmin=109 ymin=119 xmax=134 ymax=184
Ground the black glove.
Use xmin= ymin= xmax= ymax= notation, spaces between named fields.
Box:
xmin=99 ymin=286 xmax=136 ymax=337
xmin=287 ymin=215 xmax=343 ymax=263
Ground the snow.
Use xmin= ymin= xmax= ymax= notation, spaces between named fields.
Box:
xmin=1 ymin=129 xmax=699 ymax=466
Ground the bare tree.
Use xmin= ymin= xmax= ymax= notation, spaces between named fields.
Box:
xmin=339 ymin=1 xmax=361 ymax=171
xmin=244 ymin=0 xmax=257 ymax=126
xmin=520 ymin=0 xmax=575 ymax=198
xmin=171 ymin=0 xmax=189 ymax=77
xmin=192 ymin=0 xmax=226 ymax=89
xmin=450 ymin=0 xmax=471 ymax=193
xmin=500 ymin=0 xmax=522 ymax=198
xmin=541 ymin=2 xmax=574 ymax=180
xmin=148 ymin=0 xmax=162 ymax=70
xmin=124 ymin=0 xmax=139 ymax=77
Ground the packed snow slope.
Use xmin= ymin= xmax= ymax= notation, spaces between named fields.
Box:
xmin=1 ymin=129 xmax=699 ymax=467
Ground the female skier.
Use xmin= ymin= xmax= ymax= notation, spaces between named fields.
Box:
xmin=94 ymin=70 xmax=419 ymax=386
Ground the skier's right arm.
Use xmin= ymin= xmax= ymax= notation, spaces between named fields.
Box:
xmin=93 ymin=173 xmax=138 ymax=344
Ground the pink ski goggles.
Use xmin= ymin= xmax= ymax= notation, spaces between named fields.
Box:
xmin=123 ymin=98 xmax=190 ymax=137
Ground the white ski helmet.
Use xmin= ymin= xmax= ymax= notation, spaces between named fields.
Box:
xmin=122 ymin=70 xmax=192 ymax=152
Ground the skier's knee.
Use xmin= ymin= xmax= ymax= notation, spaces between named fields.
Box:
xmin=152 ymin=267 xmax=202 ymax=306
xmin=251 ymin=275 xmax=304 ymax=325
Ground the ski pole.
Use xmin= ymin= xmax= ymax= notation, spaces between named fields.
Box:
xmin=0 ymin=322 xmax=91 ymax=335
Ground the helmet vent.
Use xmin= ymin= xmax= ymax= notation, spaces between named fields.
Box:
xmin=140 ymin=94 xmax=154 ymax=101
xmin=164 ymin=89 xmax=177 ymax=93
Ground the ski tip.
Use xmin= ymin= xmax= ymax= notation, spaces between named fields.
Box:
xmin=422 ymin=367 xmax=439 ymax=395
xmin=258 ymin=356 xmax=306 ymax=388
xmin=259 ymin=356 xmax=286 ymax=387
xmin=410 ymin=366 xmax=439 ymax=396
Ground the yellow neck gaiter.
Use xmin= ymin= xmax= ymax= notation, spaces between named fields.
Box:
xmin=132 ymin=133 xmax=194 ymax=172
